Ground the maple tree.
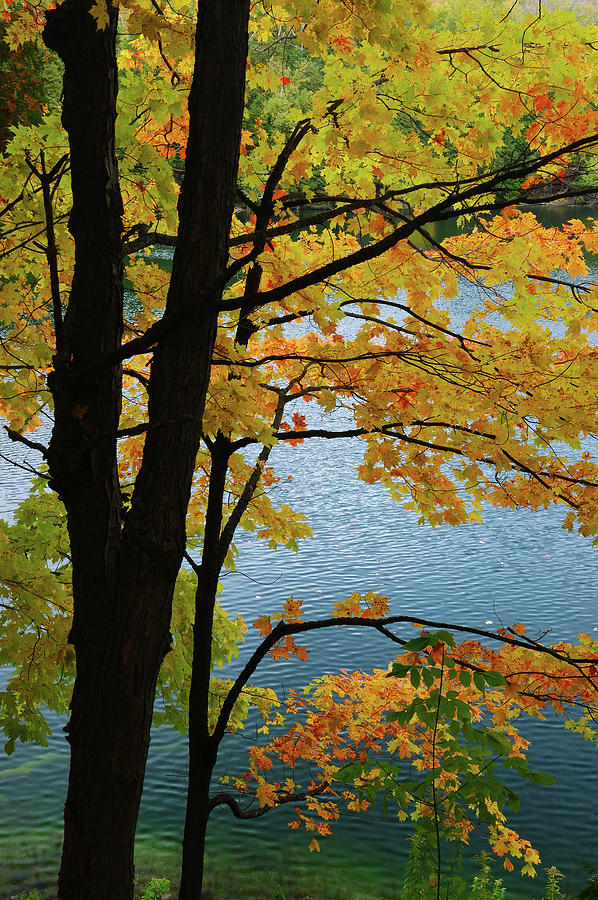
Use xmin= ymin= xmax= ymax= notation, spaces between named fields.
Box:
xmin=0 ymin=26 xmax=44 ymax=150
xmin=1 ymin=0 xmax=598 ymax=898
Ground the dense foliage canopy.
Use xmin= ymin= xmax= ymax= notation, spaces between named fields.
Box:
xmin=1 ymin=0 xmax=598 ymax=897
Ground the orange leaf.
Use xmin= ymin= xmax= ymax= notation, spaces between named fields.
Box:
xmin=254 ymin=615 xmax=272 ymax=636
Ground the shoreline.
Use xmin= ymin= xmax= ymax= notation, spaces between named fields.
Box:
xmin=0 ymin=835 xmax=573 ymax=900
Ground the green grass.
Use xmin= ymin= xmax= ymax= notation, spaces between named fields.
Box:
xmin=2 ymin=836 xmax=596 ymax=900
xmin=2 ymin=857 xmax=391 ymax=900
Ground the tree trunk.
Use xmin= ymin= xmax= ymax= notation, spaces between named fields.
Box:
xmin=179 ymin=439 xmax=231 ymax=899
xmin=179 ymin=244 xmax=281 ymax=896
xmin=42 ymin=0 xmax=251 ymax=896
xmin=43 ymin=1 xmax=131 ymax=892
xmin=179 ymin=732 xmax=218 ymax=900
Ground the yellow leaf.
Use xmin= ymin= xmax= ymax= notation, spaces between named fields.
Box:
xmin=90 ymin=0 xmax=110 ymax=30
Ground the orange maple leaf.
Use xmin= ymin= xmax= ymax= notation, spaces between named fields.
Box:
xmin=283 ymin=596 xmax=303 ymax=620
xmin=254 ymin=615 xmax=272 ymax=636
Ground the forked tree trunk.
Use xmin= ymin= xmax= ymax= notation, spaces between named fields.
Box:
xmin=44 ymin=0 xmax=131 ymax=895
xmin=42 ymin=1 xmax=250 ymax=897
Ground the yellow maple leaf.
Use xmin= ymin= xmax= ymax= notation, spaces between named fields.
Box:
xmin=90 ymin=0 xmax=110 ymax=30
xmin=255 ymin=780 xmax=278 ymax=808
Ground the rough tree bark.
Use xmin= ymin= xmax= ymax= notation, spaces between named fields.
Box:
xmin=41 ymin=1 xmax=250 ymax=897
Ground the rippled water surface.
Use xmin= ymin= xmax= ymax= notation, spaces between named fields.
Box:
xmin=1 ymin=210 xmax=598 ymax=898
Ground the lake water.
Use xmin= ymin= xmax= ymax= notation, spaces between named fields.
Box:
xmin=1 ymin=209 xmax=598 ymax=899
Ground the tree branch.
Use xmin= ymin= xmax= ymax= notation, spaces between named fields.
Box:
xmin=273 ymin=422 xmax=590 ymax=507
xmin=210 ymin=613 xmax=598 ymax=748
xmin=4 ymin=425 xmax=48 ymax=457
xmin=208 ymin=782 xmax=329 ymax=818
xmin=211 ymin=349 xmax=410 ymax=368
xmin=84 ymin=133 xmax=598 ymax=380
xmin=217 ymin=392 xmax=286 ymax=566
xmin=219 ymin=132 xmax=598 ymax=312
xmin=24 ymin=152 xmax=68 ymax=353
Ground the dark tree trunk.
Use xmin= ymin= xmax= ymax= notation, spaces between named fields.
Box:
xmin=42 ymin=0 xmax=250 ymax=897
xmin=180 ymin=236 xmax=280 ymax=897
xmin=179 ymin=730 xmax=218 ymax=900
xmin=43 ymin=1 xmax=130 ymax=894
xmin=179 ymin=439 xmax=232 ymax=900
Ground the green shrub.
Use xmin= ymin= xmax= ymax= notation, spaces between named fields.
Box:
xmin=470 ymin=853 xmax=506 ymax=899
xmin=543 ymin=867 xmax=567 ymax=900
xmin=580 ymin=872 xmax=598 ymax=900
xmin=140 ymin=877 xmax=170 ymax=900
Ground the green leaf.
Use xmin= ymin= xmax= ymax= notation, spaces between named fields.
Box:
xmin=421 ymin=667 xmax=435 ymax=688
xmin=484 ymin=729 xmax=513 ymax=755
xmin=401 ymin=630 xmax=455 ymax=652
xmin=442 ymin=754 xmax=469 ymax=773
xmin=401 ymin=635 xmax=434 ymax=652
xmin=505 ymin=786 xmax=521 ymax=813
xmin=502 ymin=757 xmax=556 ymax=785
xmin=413 ymin=780 xmax=429 ymax=799
xmin=462 ymin=724 xmax=476 ymax=744
xmin=482 ymin=670 xmax=507 ymax=687
xmin=473 ymin=671 xmax=486 ymax=691
xmin=471 ymin=728 xmax=488 ymax=748
xmin=502 ymin=756 xmax=527 ymax=776
xmin=453 ymin=698 xmax=472 ymax=722
xmin=524 ymin=770 xmax=557 ymax=786
xmin=334 ymin=762 xmax=364 ymax=784
xmin=388 ymin=663 xmax=410 ymax=678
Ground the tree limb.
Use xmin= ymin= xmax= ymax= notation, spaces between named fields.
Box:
xmin=4 ymin=426 xmax=48 ymax=457
xmin=210 ymin=613 xmax=598 ymax=748
xmin=208 ymin=782 xmax=329 ymax=818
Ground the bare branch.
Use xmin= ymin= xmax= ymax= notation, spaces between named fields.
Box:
xmin=0 ymin=450 xmax=49 ymax=479
xmin=122 ymin=227 xmax=177 ymax=257
xmin=218 ymin=392 xmax=286 ymax=565
xmin=183 ymin=550 xmax=202 ymax=576
xmin=4 ymin=425 xmax=48 ymax=457
xmin=115 ymin=422 xmax=150 ymax=439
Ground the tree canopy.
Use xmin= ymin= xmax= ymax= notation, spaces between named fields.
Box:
xmin=1 ymin=0 xmax=598 ymax=897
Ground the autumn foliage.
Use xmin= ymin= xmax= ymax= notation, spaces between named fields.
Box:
xmin=213 ymin=596 xmax=598 ymax=877
xmin=1 ymin=0 xmax=598 ymax=896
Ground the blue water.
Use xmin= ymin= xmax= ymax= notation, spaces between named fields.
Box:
xmin=1 ymin=429 xmax=597 ymax=898
xmin=1 ymin=209 xmax=598 ymax=898
xmin=199 ymin=439 xmax=598 ymax=899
